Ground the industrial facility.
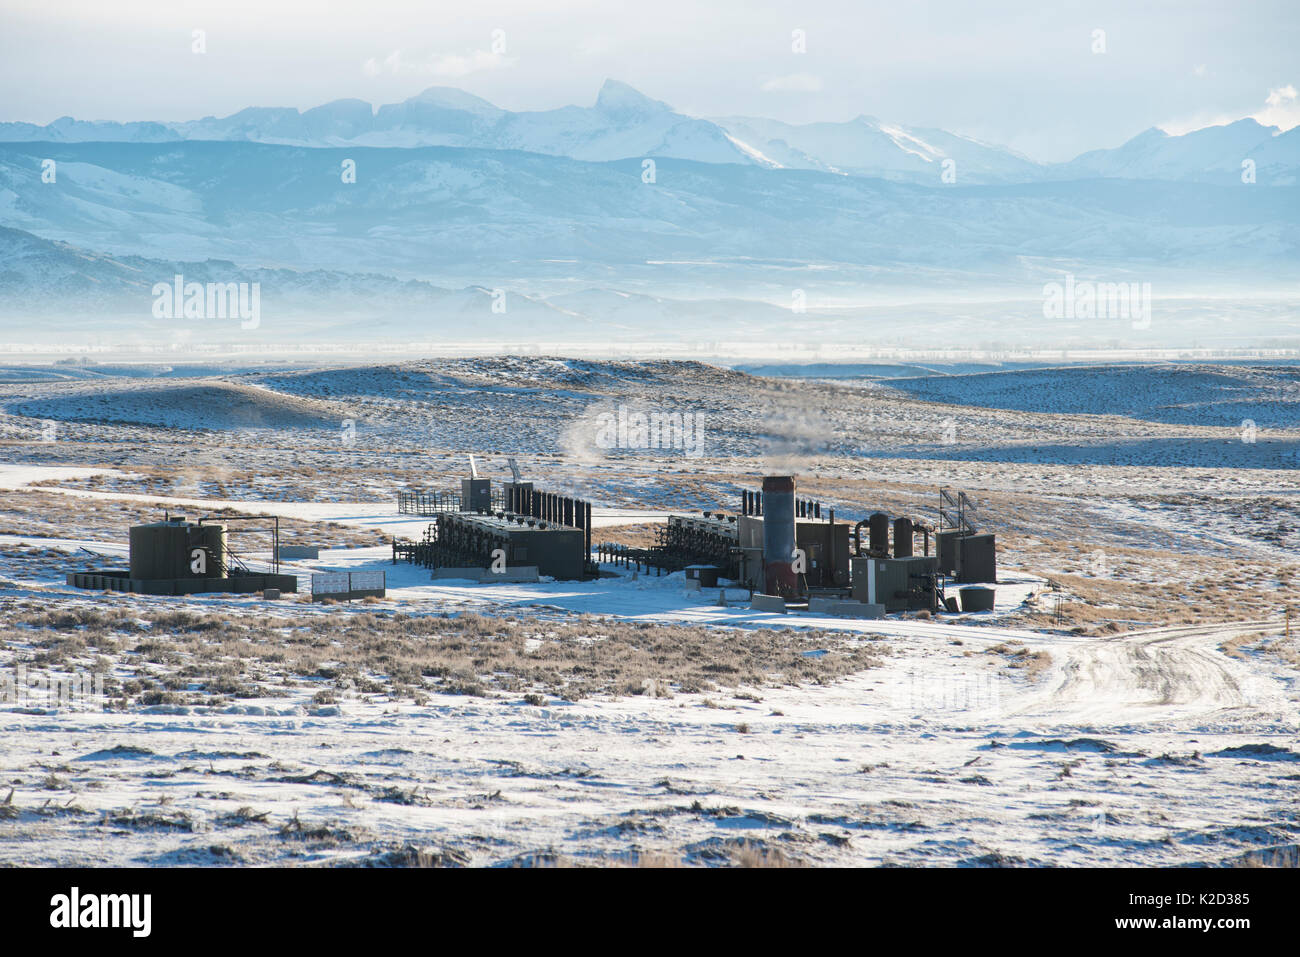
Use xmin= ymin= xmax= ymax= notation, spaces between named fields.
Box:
xmin=61 ymin=454 xmax=996 ymax=616
xmin=393 ymin=461 xmax=998 ymax=617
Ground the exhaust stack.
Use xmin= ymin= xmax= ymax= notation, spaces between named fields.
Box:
xmin=762 ymin=475 xmax=798 ymax=598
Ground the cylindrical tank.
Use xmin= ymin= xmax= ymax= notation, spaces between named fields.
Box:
xmin=893 ymin=517 xmax=914 ymax=557
xmin=959 ymin=586 xmax=996 ymax=612
xmin=868 ymin=512 xmax=890 ymax=556
xmin=129 ymin=520 xmax=227 ymax=580
xmin=762 ymin=475 xmax=798 ymax=598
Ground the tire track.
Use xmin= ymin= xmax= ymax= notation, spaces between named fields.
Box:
xmin=1005 ymin=620 xmax=1291 ymax=723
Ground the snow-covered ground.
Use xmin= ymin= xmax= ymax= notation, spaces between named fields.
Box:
xmin=2 ymin=580 xmax=1292 ymax=867
xmin=1 ymin=358 xmax=1297 ymax=867
xmin=2 ymin=474 xmax=1296 ymax=867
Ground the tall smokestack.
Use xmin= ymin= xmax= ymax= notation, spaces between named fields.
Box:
xmin=762 ymin=475 xmax=798 ymax=598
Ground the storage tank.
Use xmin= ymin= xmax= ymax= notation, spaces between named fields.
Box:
xmin=761 ymin=475 xmax=798 ymax=598
xmin=959 ymin=586 xmax=996 ymax=612
xmin=868 ymin=512 xmax=890 ymax=556
xmin=129 ymin=520 xmax=227 ymax=580
xmin=893 ymin=517 xmax=914 ymax=558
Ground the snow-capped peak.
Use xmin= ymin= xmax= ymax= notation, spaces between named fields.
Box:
xmin=595 ymin=79 xmax=671 ymax=116
xmin=405 ymin=86 xmax=503 ymax=116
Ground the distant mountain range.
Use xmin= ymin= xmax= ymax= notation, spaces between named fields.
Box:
xmin=1058 ymin=118 xmax=1299 ymax=185
xmin=2 ymin=79 xmax=1295 ymax=186
xmin=2 ymin=79 xmax=1296 ymax=352
xmin=2 ymin=139 xmax=1291 ymax=291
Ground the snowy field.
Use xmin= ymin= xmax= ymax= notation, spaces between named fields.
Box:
xmin=0 ymin=357 xmax=1297 ymax=867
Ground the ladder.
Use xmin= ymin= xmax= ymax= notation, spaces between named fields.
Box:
xmin=938 ymin=488 xmax=978 ymax=535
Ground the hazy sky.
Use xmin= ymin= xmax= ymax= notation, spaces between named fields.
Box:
xmin=2 ymin=0 xmax=1296 ymax=161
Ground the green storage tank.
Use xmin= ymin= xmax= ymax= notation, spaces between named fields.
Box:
xmin=129 ymin=520 xmax=228 ymax=580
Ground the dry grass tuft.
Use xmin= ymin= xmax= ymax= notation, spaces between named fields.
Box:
xmin=729 ymin=841 xmax=805 ymax=868
xmin=2 ymin=602 xmax=886 ymax=707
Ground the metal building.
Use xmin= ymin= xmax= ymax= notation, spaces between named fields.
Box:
xmin=402 ymin=511 xmax=587 ymax=581
xmin=936 ymin=531 xmax=997 ymax=584
xmin=850 ymin=555 xmax=940 ymax=612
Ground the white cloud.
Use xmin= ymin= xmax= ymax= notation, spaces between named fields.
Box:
xmin=362 ymin=49 xmax=515 ymax=79
xmin=1265 ymin=83 xmax=1297 ymax=106
xmin=761 ymin=73 xmax=823 ymax=93
xmin=1160 ymin=83 xmax=1300 ymax=136
xmin=1256 ymin=83 xmax=1299 ymax=131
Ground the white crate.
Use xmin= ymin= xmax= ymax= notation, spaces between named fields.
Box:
xmin=350 ymin=570 xmax=385 ymax=592
xmin=311 ymin=572 xmax=349 ymax=595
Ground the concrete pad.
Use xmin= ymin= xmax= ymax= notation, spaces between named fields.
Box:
xmin=808 ymin=597 xmax=886 ymax=619
xmin=751 ymin=593 xmax=787 ymax=613
xmin=480 ymin=566 xmax=541 ymax=584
